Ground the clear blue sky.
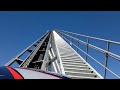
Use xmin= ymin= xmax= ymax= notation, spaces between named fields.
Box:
xmin=0 ymin=11 xmax=120 ymax=78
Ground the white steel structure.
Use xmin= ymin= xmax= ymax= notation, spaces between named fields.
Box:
xmin=5 ymin=30 xmax=120 ymax=79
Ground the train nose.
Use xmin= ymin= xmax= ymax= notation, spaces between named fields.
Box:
xmin=0 ymin=66 xmax=23 ymax=79
xmin=0 ymin=66 xmax=70 ymax=79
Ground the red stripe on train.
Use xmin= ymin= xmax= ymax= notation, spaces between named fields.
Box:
xmin=6 ymin=67 xmax=23 ymax=79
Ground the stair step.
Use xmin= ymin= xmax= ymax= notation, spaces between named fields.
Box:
xmin=62 ymin=62 xmax=86 ymax=66
xmin=60 ymin=54 xmax=78 ymax=57
xmin=63 ymin=64 xmax=90 ymax=69
xmin=64 ymin=68 xmax=93 ymax=73
xmin=59 ymin=52 xmax=75 ymax=54
xmin=63 ymin=65 xmax=88 ymax=69
xmin=65 ymin=70 xmax=95 ymax=75
xmin=61 ymin=55 xmax=80 ymax=58
xmin=66 ymin=75 xmax=100 ymax=79
xmin=62 ymin=60 xmax=85 ymax=63
xmin=65 ymin=72 xmax=97 ymax=77
xmin=65 ymin=70 xmax=94 ymax=75
xmin=58 ymin=48 xmax=73 ymax=50
xmin=59 ymin=48 xmax=73 ymax=50
xmin=58 ymin=47 xmax=72 ymax=49
xmin=61 ymin=57 xmax=81 ymax=60
xmin=63 ymin=64 xmax=87 ymax=68
xmin=62 ymin=58 xmax=83 ymax=61
xmin=60 ymin=53 xmax=76 ymax=55
xmin=58 ymin=46 xmax=70 ymax=47
xmin=59 ymin=50 xmax=75 ymax=52
xmin=60 ymin=51 xmax=74 ymax=53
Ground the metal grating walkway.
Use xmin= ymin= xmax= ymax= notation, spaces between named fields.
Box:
xmin=53 ymin=31 xmax=103 ymax=79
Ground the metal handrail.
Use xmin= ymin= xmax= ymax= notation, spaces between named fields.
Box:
xmin=59 ymin=31 xmax=120 ymax=62
xmin=56 ymin=30 xmax=120 ymax=79
xmin=62 ymin=36 xmax=120 ymax=78
xmin=58 ymin=30 xmax=120 ymax=45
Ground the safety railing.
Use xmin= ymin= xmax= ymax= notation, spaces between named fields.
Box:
xmin=56 ymin=30 xmax=120 ymax=79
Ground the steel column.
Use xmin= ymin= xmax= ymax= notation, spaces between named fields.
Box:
xmin=104 ymin=42 xmax=110 ymax=79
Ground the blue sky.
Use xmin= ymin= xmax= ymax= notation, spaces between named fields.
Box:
xmin=0 ymin=11 xmax=120 ymax=78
